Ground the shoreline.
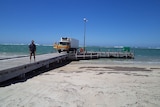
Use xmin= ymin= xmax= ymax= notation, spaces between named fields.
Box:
xmin=0 ymin=60 xmax=160 ymax=107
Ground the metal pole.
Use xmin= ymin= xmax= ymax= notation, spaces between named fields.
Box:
xmin=83 ymin=18 xmax=87 ymax=52
xmin=84 ymin=19 xmax=86 ymax=51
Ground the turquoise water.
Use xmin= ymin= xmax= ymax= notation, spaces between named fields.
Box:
xmin=0 ymin=44 xmax=160 ymax=64
xmin=86 ymin=46 xmax=160 ymax=64
xmin=0 ymin=44 xmax=56 ymax=58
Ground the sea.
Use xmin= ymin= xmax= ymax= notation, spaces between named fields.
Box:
xmin=0 ymin=44 xmax=160 ymax=65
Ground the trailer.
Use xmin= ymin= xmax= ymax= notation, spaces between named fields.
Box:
xmin=54 ymin=37 xmax=79 ymax=53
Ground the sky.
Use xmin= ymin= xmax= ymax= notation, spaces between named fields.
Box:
xmin=0 ymin=0 xmax=160 ymax=47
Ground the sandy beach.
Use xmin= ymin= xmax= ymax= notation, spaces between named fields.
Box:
xmin=0 ymin=60 xmax=160 ymax=107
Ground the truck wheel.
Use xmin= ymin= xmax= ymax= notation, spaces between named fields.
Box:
xmin=75 ymin=49 xmax=77 ymax=53
xmin=58 ymin=50 xmax=61 ymax=53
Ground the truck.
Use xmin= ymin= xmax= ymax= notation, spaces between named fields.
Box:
xmin=53 ymin=37 xmax=79 ymax=53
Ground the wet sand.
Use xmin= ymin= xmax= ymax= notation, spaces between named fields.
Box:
xmin=0 ymin=61 xmax=160 ymax=107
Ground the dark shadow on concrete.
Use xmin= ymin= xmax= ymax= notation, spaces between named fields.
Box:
xmin=0 ymin=55 xmax=28 ymax=60
xmin=0 ymin=60 xmax=72 ymax=87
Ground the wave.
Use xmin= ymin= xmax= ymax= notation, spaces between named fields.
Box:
xmin=113 ymin=46 xmax=124 ymax=48
xmin=0 ymin=43 xmax=28 ymax=45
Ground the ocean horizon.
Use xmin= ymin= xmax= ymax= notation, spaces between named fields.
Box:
xmin=0 ymin=44 xmax=160 ymax=65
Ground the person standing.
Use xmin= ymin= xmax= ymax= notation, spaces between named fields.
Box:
xmin=29 ymin=40 xmax=36 ymax=62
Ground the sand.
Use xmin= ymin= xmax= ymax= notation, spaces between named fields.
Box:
xmin=0 ymin=60 xmax=160 ymax=107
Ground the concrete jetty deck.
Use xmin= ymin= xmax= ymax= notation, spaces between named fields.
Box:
xmin=0 ymin=53 xmax=68 ymax=83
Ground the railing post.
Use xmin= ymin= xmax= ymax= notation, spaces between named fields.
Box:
xmin=90 ymin=52 xmax=92 ymax=59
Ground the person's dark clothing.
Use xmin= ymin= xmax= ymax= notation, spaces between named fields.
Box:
xmin=29 ymin=43 xmax=36 ymax=53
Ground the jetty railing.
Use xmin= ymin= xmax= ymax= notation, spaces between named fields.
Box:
xmin=69 ymin=51 xmax=134 ymax=60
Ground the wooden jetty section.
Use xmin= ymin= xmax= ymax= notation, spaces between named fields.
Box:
xmin=0 ymin=53 xmax=68 ymax=83
xmin=69 ymin=51 xmax=134 ymax=60
xmin=97 ymin=52 xmax=134 ymax=58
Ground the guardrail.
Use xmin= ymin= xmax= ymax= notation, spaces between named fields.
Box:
xmin=68 ymin=51 xmax=134 ymax=60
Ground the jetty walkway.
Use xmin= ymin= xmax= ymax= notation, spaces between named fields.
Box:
xmin=0 ymin=51 xmax=134 ymax=83
xmin=0 ymin=53 xmax=68 ymax=83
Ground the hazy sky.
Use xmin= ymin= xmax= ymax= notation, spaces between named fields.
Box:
xmin=0 ymin=0 xmax=160 ymax=47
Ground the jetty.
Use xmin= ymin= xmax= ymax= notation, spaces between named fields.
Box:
xmin=69 ymin=51 xmax=134 ymax=60
xmin=0 ymin=53 xmax=68 ymax=83
xmin=0 ymin=51 xmax=134 ymax=83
